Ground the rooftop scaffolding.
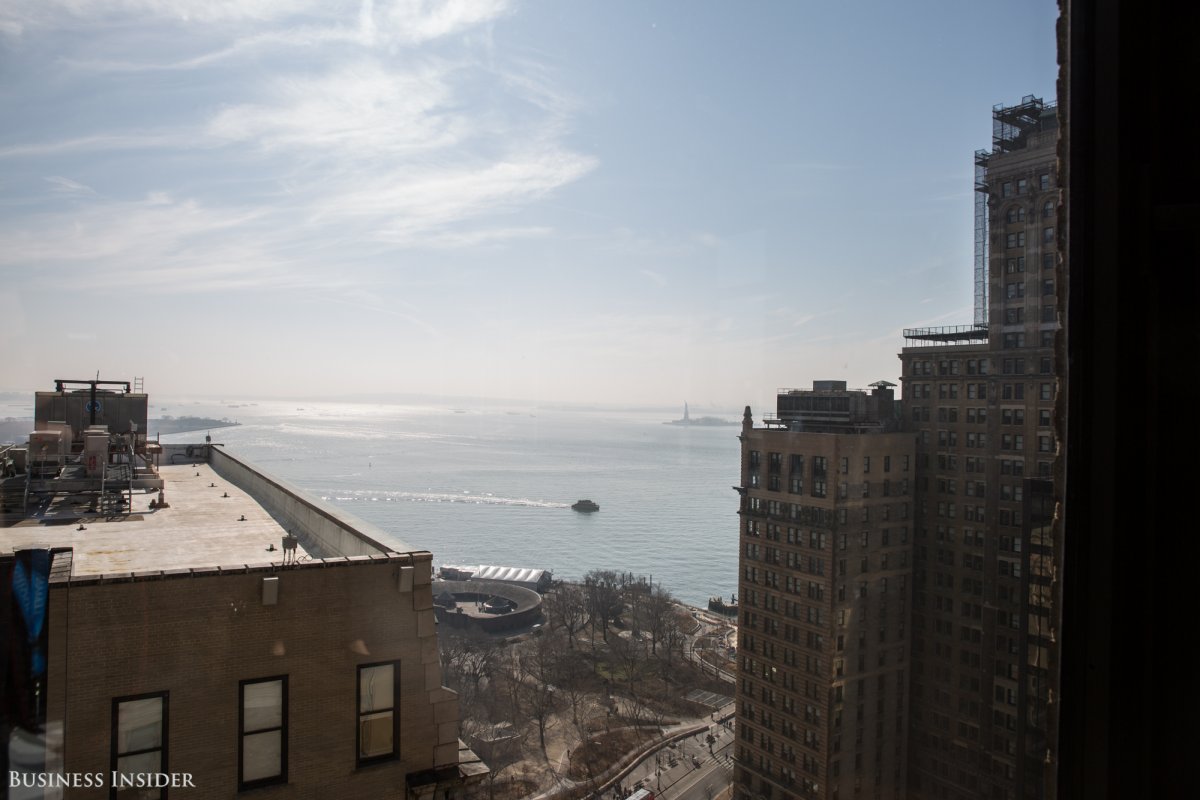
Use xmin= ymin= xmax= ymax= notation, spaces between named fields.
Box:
xmin=974 ymin=148 xmax=990 ymax=326
xmin=971 ymin=96 xmax=1058 ymax=327
xmin=903 ymin=324 xmax=989 ymax=345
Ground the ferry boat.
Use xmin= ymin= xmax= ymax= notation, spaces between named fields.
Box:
xmin=571 ymin=499 xmax=599 ymax=512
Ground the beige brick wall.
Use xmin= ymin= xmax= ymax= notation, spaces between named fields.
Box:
xmin=45 ymin=552 xmax=457 ymax=799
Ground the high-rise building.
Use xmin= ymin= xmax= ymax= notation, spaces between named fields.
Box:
xmin=733 ymin=381 xmax=915 ymax=800
xmin=733 ymin=96 xmax=1061 ymax=800
xmin=901 ymin=96 xmax=1059 ymax=800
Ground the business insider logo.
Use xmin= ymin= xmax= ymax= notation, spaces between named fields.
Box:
xmin=8 ymin=772 xmax=196 ymax=790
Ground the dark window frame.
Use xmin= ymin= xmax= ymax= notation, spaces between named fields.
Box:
xmin=239 ymin=675 xmax=289 ymax=791
xmin=111 ymin=691 xmax=169 ymax=800
xmin=356 ymin=660 xmax=401 ymax=767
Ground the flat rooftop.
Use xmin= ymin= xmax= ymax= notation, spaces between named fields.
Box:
xmin=2 ymin=462 xmax=309 ymax=574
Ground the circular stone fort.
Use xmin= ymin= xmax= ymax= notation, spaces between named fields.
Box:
xmin=432 ymin=578 xmax=544 ymax=633
xmin=432 ymin=566 xmax=549 ymax=633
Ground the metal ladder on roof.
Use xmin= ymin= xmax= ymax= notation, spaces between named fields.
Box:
xmin=99 ymin=436 xmax=136 ymax=517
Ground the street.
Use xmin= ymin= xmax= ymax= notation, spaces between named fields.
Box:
xmin=607 ymin=713 xmax=735 ymax=800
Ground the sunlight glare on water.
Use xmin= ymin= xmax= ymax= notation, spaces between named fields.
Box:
xmin=159 ymin=400 xmax=742 ymax=608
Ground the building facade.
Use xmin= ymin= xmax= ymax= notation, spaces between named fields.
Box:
xmin=2 ymin=380 xmax=486 ymax=799
xmin=734 ymin=382 xmax=915 ymax=800
xmin=901 ymin=97 xmax=1059 ymax=800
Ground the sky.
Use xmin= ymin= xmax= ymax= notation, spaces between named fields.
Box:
xmin=0 ymin=0 xmax=1058 ymax=411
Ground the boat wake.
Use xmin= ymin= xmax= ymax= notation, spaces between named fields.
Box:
xmin=322 ymin=490 xmax=569 ymax=509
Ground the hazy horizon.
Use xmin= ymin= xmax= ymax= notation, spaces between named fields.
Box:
xmin=0 ymin=1 xmax=1056 ymax=406
xmin=0 ymin=385 xmax=751 ymax=416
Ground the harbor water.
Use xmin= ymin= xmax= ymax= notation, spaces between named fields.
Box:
xmin=157 ymin=399 xmax=742 ymax=608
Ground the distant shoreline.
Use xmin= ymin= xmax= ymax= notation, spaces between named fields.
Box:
xmin=0 ymin=416 xmax=240 ymax=444
xmin=151 ymin=417 xmax=241 ymax=436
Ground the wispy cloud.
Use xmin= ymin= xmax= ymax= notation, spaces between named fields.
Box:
xmin=292 ymin=146 xmax=594 ymax=248
xmin=0 ymin=0 xmax=594 ymax=295
xmin=26 ymin=0 xmax=511 ymax=70
xmin=0 ymin=133 xmax=202 ymax=159
xmin=206 ymin=59 xmax=466 ymax=154
xmin=44 ymin=176 xmax=96 ymax=196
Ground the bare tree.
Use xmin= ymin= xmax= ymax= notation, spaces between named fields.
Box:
xmin=609 ymin=631 xmax=647 ymax=705
xmin=660 ymin=605 xmax=689 ymax=682
xmin=516 ymin=632 xmax=561 ymax=754
xmin=584 ymin=570 xmax=624 ymax=642
xmin=642 ymin=586 xmax=674 ymax=656
xmin=547 ymin=583 xmax=589 ymax=648
xmin=441 ymin=631 xmax=502 ymax=711
xmin=554 ymin=647 xmax=596 ymax=730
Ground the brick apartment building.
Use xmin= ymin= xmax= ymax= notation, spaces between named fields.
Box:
xmin=2 ymin=380 xmax=486 ymax=799
xmin=733 ymin=382 xmax=915 ymax=800
xmin=733 ymin=96 xmax=1060 ymax=800
xmin=901 ymin=96 xmax=1058 ymax=800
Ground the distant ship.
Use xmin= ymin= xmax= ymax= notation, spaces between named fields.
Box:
xmin=664 ymin=402 xmax=738 ymax=426
xmin=571 ymin=499 xmax=599 ymax=512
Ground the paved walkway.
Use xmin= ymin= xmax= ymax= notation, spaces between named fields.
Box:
xmin=529 ymin=704 xmax=735 ymax=800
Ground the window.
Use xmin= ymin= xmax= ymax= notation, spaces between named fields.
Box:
xmin=241 ymin=677 xmax=287 ymax=788
xmin=1043 ymin=278 xmax=1055 ymax=296
xmin=358 ymin=661 xmax=400 ymax=765
xmin=1006 ymin=206 xmax=1025 ymax=224
xmin=863 ymin=456 xmax=871 ymax=474
xmin=1043 ymin=199 xmax=1054 ymax=218
xmin=1017 ymin=178 xmax=1028 ymax=194
xmin=1001 ymin=181 xmax=1012 ymax=198
xmin=1040 ymin=383 xmax=1054 ymax=401
xmin=1039 ymin=173 xmax=1050 ymax=190
xmin=1043 ymin=252 xmax=1055 ymax=270
xmin=1003 ymin=358 xmax=1026 ymax=375
xmin=1006 ymin=281 xmax=1025 ymax=299
xmin=812 ymin=457 xmax=828 ymax=497
xmin=112 ymin=692 xmax=167 ymax=798
xmin=1002 ymin=409 xmax=1025 ymax=425
xmin=1043 ymin=226 xmax=1055 ymax=243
